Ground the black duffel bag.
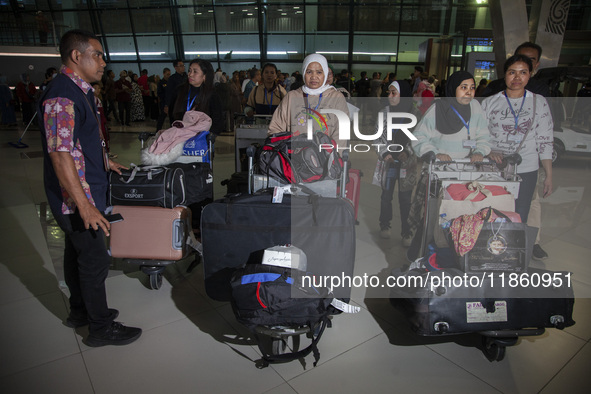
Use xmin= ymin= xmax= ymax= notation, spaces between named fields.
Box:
xmin=109 ymin=165 xmax=185 ymax=208
xmin=167 ymin=162 xmax=212 ymax=205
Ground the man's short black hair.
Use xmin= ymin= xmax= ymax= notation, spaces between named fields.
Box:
xmin=415 ymin=66 xmax=424 ymax=73
xmin=514 ymin=42 xmax=543 ymax=60
xmin=162 ymin=67 xmax=170 ymax=74
xmin=173 ymin=59 xmax=184 ymax=68
xmin=59 ymin=29 xmax=99 ymax=63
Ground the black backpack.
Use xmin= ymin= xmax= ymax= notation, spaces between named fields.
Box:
xmin=258 ymin=131 xmax=343 ymax=184
xmin=230 ymin=263 xmax=334 ymax=366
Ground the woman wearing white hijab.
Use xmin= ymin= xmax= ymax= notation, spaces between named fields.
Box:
xmin=268 ymin=54 xmax=349 ymax=147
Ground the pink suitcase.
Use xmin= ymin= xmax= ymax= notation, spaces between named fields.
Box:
xmin=338 ymin=169 xmax=361 ymax=221
xmin=110 ymin=205 xmax=192 ymax=261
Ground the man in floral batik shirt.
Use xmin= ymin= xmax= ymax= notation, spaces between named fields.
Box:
xmin=38 ymin=29 xmax=141 ymax=347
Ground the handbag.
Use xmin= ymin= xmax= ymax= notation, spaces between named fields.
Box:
xmin=109 ymin=165 xmax=186 ymax=208
xmin=439 ymin=181 xmax=515 ymax=221
xmin=372 ymin=159 xmax=385 ymax=187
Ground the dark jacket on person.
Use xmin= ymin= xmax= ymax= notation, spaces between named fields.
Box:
xmin=171 ymin=83 xmax=224 ymax=136
xmin=165 ymin=72 xmax=187 ymax=109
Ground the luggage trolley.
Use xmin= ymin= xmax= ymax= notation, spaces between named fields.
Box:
xmin=109 ymin=133 xmax=214 ymax=290
xmin=393 ymin=153 xmax=575 ymax=362
xmin=417 ymin=153 xmax=522 ymax=259
xmin=201 ymin=144 xmax=358 ymax=366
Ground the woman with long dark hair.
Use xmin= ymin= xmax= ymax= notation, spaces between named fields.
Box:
xmin=171 ymin=58 xmax=224 ymax=136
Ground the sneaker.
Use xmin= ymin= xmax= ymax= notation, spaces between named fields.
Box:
xmin=66 ymin=308 xmax=119 ymax=328
xmin=85 ymin=322 xmax=142 ymax=347
xmin=380 ymin=228 xmax=391 ymax=239
xmin=402 ymin=234 xmax=413 ymax=248
xmin=532 ymin=244 xmax=548 ymax=260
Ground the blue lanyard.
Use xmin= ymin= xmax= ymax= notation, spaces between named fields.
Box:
xmin=450 ymin=106 xmax=470 ymax=139
xmin=303 ymin=93 xmax=323 ymax=111
xmin=187 ymin=90 xmax=198 ymax=112
xmin=264 ymin=88 xmax=274 ymax=113
xmin=503 ymin=90 xmax=527 ymax=130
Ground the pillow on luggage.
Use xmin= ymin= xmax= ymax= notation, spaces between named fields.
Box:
xmin=446 ymin=183 xmax=510 ymax=202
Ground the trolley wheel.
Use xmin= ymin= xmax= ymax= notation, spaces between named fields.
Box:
xmin=149 ymin=273 xmax=163 ymax=290
xmin=482 ymin=336 xmax=506 ymax=362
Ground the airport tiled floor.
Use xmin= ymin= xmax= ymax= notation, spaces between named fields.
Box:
xmin=0 ymin=118 xmax=590 ymax=393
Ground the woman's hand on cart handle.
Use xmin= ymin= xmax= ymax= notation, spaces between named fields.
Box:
xmin=435 ymin=153 xmax=452 ymax=162
xmin=470 ymin=153 xmax=484 ymax=163
xmin=487 ymin=152 xmax=504 ymax=164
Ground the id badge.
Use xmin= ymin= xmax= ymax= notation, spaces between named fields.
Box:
xmin=463 ymin=139 xmax=477 ymax=149
xmin=508 ymin=134 xmax=523 ymax=143
xmin=400 ymin=169 xmax=407 ymax=178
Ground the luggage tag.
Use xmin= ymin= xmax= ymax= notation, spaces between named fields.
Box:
xmin=462 ymin=139 xmax=477 ymax=149
xmin=272 ymin=186 xmax=285 ymax=203
xmin=330 ymin=298 xmax=361 ymax=314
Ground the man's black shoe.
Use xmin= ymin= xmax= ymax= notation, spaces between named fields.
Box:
xmin=532 ymin=244 xmax=549 ymax=260
xmin=85 ymin=322 xmax=142 ymax=347
xmin=65 ymin=308 xmax=119 ymax=328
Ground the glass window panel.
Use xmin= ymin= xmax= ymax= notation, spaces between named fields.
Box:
xmin=183 ymin=34 xmax=218 ymax=61
xmin=128 ymin=0 xmax=172 ymax=6
xmin=105 ymin=36 xmax=137 ymax=62
xmin=354 ymin=5 xmax=398 ymax=32
xmin=353 ymin=34 xmax=398 ymax=63
xmin=179 ymin=0 xmax=237 ymax=6
xmin=98 ymin=9 xmax=132 ymax=35
xmin=266 ymin=5 xmax=304 ymax=32
xmin=179 ymin=5 xmax=216 ymax=33
xmin=317 ymin=4 xmax=349 ymax=32
xmin=451 ymin=6 xmax=476 ymax=34
xmin=130 ymin=8 xmax=172 ymax=34
xmin=136 ymin=35 xmax=175 ymax=62
xmin=397 ymin=5 xmax=446 ymax=34
xmin=267 ymin=34 xmax=304 ymax=61
xmin=395 ymin=35 xmax=430 ymax=64
xmin=306 ymin=34 xmax=349 ymax=62
xmin=217 ymin=34 xmax=260 ymax=60
xmin=52 ymin=10 xmax=92 ymax=38
xmin=215 ymin=6 xmax=259 ymax=33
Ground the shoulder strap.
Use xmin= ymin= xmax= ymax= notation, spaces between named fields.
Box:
xmin=256 ymin=315 xmax=331 ymax=367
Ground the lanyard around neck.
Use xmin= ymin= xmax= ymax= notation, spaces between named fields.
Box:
xmin=264 ymin=87 xmax=274 ymax=113
xmin=303 ymin=92 xmax=323 ymax=112
xmin=503 ymin=90 xmax=527 ymax=130
xmin=450 ymin=105 xmax=470 ymax=138
xmin=187 ymin=89 xmax=198 ymax=112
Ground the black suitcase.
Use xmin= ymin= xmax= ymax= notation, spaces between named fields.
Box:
xmin=201 ymin=191 xmax=356 ymax=301
xmin=390 ymin=267 xmax=575 ymax=336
